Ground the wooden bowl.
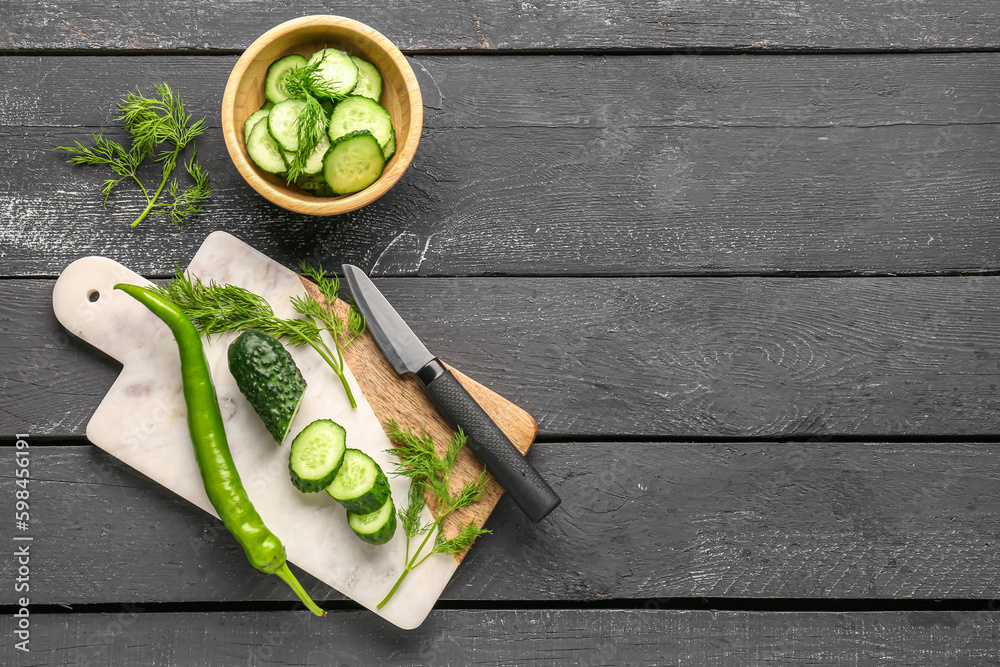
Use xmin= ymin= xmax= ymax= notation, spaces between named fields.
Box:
xmin=221 ymin=16 xmax=423 ymax=216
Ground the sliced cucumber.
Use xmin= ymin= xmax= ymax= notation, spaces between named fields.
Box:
xmin=297 ymin=174 xmax=336 ymax=197
xmin=326 ymin=448 xmax=390 ymax=514
xmin=261 ymin=100 xmax=275 ymax=111
xmin=307 ymin=48 xmax=359 ymax=100
xmin=347 ymin=496 xmax=396 ymax=546
xmin=246 ymin=116 xmax=288 ymax=174
xmin=381 ymin=127 xmax=396 ymax=161
xmin=302 ymin=133 xmax=331 ymax=175
xmin=265 ymin=54 xmax=308 ymax=104
xmin=296 ymin=174 xmax=327 ymax=190
xmin=327 ymin=95 xmax=394 ymax=149
xmin=243 ymin=109 xmax=270 ymax=141
xmin=350 ymin=56 xmax=383 ymax=101
xmin=267 ymin=99 xmax=307 ymax=152
xmin=289 ymin=420 xmax=347 ymax=493
xmin=228 ymin=330 xmax=306 ymax=444
xmin=322 ymin=130 xmax=385 ymax=195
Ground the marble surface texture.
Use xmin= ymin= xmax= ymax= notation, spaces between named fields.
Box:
xmin=52 ymin=231 xmax=455 ymax=629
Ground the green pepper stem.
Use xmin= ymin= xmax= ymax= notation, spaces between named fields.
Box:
xmin=275 ymin=563 xmax=326 ymax=617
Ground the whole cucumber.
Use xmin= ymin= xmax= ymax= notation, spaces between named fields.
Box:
xmin=228 ymin=330 xmax=307 ymax=445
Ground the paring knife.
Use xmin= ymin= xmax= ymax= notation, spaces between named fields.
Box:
xmin=342 ymin=264 xmax=561 ymax=523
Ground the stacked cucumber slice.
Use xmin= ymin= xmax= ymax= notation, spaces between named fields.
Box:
xmin=326 ymin=449 xmax=396 ymax=545
xmin=228 ymin=330 xmax=396 ymax=546
xmin=244 ymin=48 xmax=397 ymax=197
xmin=290 ymin=423 xmax=397 ymax=546
xmin=288 ymin=420 xmax=347 ymax=493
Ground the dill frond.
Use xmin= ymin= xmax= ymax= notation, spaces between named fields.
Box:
xmin=55 ymin=82 xmax=210 ymax=227
xmin=151 ymin=266 xmax=362 ymax=407
xmin=378 ymin=421 xmax=491 ymax=609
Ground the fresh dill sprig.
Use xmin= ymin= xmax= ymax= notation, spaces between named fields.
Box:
xmin=286 ymin=96 xmax=326 ymax=183
xmin=55 ymin=82 xmax=211 ymax=227
xmin=275 ymin=53 xmax=342 ymax=184
xmin=291 ymin=261 xmax=366 ymax=408
xmin=377 ymin=420 xmax=491 ymax=609
xmin=399 ymin=482 xmax=431 ymax=539
xmin=165 ymin=150 xmax=212 ymax=226
xmin=281 ymin=59 xmax=324 ymax=100
xmin=152 ymin=267 xmax=364 ymax=407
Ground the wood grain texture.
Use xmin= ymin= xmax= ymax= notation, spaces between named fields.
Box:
xmin=2 ymin=440 xmax=999 ymax=605
xmin=1 ymin=1 xmax=997 ymax=51
xmin=301 ymin=278 xmax=537 ymax=559
xmin=9 ymin=54 xmax=1000 ymax=129
xmin=9 ymin=276 xmax=1000 ymax=439
xmin=3 ymin=54 xmax=999 ymax=277
xmin=3 ymin=0 xmax=996 ymax=658
xmin=3 ymin=609 xmax=1000 ymax=666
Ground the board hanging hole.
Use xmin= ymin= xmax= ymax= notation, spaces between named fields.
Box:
xmin=87 ymin=289 xmax=100 ymax=302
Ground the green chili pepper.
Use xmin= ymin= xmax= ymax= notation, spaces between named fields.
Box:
xmin=115 ymin=283 xmax=325 ymax=617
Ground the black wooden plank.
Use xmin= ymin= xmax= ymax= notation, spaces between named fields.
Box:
xmin=3 ymin=609 xmax=999 ymax=666
xmin=1 ymin=440 xmax=998 ymax=606
xmin=2 ymin=1 xmax=997 ymax=52
xmin=8 ymin=54 xmax=1000 ymax=130
xmin=3 ymin=54 xmax=999 ymax=277
xmin=6 ymin=276 xmax=1000 ymax=439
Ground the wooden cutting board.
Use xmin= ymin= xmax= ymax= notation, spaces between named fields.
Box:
xmin=51 ymin=231 xmax=537 ymax=629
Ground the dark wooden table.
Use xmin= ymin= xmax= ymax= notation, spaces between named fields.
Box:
xmin=3 ymin=2 xmax=1000 ymax=664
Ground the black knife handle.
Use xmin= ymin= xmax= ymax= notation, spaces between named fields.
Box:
xmin=417 ymin=359 xmax=561 ymax=522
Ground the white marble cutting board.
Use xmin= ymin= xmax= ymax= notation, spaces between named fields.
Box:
xmin=52 ymin=231 xmax=456 ymax=629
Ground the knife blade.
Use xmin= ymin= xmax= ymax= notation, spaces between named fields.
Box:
xmin=342 ymin=264 xmax=561 ymax=522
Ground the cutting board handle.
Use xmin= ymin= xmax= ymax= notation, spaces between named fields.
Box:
xmin=52 ymin=256 xmax=160 ymax=365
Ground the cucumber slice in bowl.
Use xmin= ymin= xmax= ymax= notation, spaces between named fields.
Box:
xmin=267 ymin=99 xmax=307 ymax=152
xmin=245 ymin=119 xmax=288 ymax=175
xmin=322 ymin=130 xmax=385 ymax=195
xmin=296 ymin=173 xmax=336 ymax=197
xmin=348 ymin=496 xmax=397 ymax=546
xmin=302 ymin=133 xmax=331 ymax=175
xmin=243 ymin=109 xmax=270 ymax=141
xmin=228 ymin=330 xmax=306 ymax=444
xmin=327 ymin=95 xmax=394 ymax=149
xmin=327 ymin=448 xmax=391 ymax=514
xmin=265 ymin=54 xmax=308 ymax=104
xmin=350 ymin=56 xmax=383 ymax=101
xmin=289 ymin=420 xmax=347 ymax=493
xmin=381 ymin=127 xmax=396 ymax=161
xmin=307 ymin=48 xmax=359 ymax=100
